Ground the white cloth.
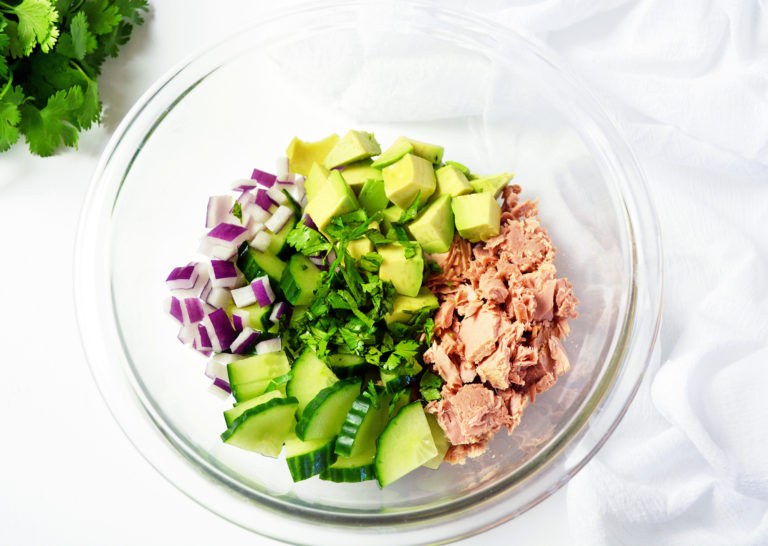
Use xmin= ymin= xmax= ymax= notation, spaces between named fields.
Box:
xmin=462 ymin=1 xmax=768 ymax=544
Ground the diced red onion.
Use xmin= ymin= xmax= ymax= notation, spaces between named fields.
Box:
xmin=212 ymin=377 xmax=232 ymax=394
xmin=204 ymin=357 xmax=229 ymax=381
xmin=207 ymin=382 xmax=231 ymax=399
xmin=294 ymin=174 xmax=306 ymax=186
xmin=206 ymin=222 xmax=249 ymax=247
xmin=255 ymin=337 xmax=281 ymax=354
xmin=251 ymin=168 xmax=277 ymax=187
xmin=303 ymin=214 xmax=317 ymax=229
xmin=196 ymin=323 xmax=213 ymax=350
xmin=250 ymin=231 xmax=271 ymax=252
xmin=198 ymin=279 xmax=212 ymax=302
xmin=254 ymin=188 xmax=276 ymax=210
xmin=331 ymin=165 xmax=344 ymax=171
xmin=231 ymin=179 xmax=258 ymax=192
xmin=178 ymin=324 xmax=196 ymax=346
xmin=251 ymin=276 xmax=275 ymax=307
xmin=206 ymin=196 xmax=233 ymax=228
xmin=166 ymin=264 xmax=198 ymax=290
xmin=309 ymin=256 xmax=325 ymax=267
xmin=276 ymin=157 xmax=291 ymax=182
xmin=172 ymin=264 xmax=210 ymax=298
xmin=212 ymin=353 xmax=245 ymax=365
xmin=247 ymin=221 xmax=265 ymax=238
xmin=182 ymin=298 xmax=205 ymax=324
xmin=164 ymin=297 xmax=183 ymax=324
xmin=205 ymin=287 xmax=232 ymax=309
xmin=209 ymin=260 xmax=238 ymax=288
xmin=198 ymin=237 xmax=237 ymax=260
xmin=231 ymin=309 xmax=248 ymax=332
xmin=300 ymin=194 xmax=308 ymax=208
xmin=231 ymin=327 xmax=261 ymax=354
xmin=233 ymin=191 xmax=255 ymax=212
xmin=203 ymin=309 xmax=237 ymax=352
xmin=243 ymin=202 xmax=271 ymax=223
xmin=269 ymin=301 xmax=290 ymax=323
xmin=265 ymin=205 xmax=294 ymax=233
xmin=266 ymin=183 xmax=289 ymax=205
xmin=326 ymin=249 xmax=337 ymax=265
xmin=231 ymin=284 xmax=257 ymax=308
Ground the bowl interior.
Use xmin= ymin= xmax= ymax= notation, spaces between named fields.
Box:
xmin=93 ymin=2 xmax=645 ymax=537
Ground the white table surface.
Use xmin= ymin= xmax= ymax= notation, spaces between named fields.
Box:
xmin=0 ymin=2 xmax=574 ymax=544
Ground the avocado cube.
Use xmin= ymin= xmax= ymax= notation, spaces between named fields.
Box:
xmin=451 ymin=192 xmax=501 ymax=243
xmin=434 ymin=164 xmax=473 ymax=200
xmin=340 ymin=159 xmax=383 ymax=194
xmin=370 ymin=138 xmax=414 ymax=169
xmin=396 ymin=137 xmax=444 ymax=164
xmin=385 ymin=287 xmax=438 ymax=325
xmin=286 ymin=134 xmax=340 ymax=176
xmin=345 ymin=221 xmax=378 ymax=261
xmin=469 ymin=173 xmax=514 ymax=196
xmin=358 ymin=178 xmax=389 ymax=216
xmin=381 ymin=205 xmax=404 ymax=235
xmin=378 ymin=242 xmax=424 ymax=297
xmin=305 ymin=162 xmax=330 ymax=202
xmin=407 ymin=195 xmax=454 ymax=253
xmin=324 ymin=130 xmax=381 ymax=169
xmin=305 ymin=170 xmax=359 ymax=230
xmin=382 ymin=153 xmax=436 ymax=209
xmin=445 ymin=160 xmax=470 ymax=177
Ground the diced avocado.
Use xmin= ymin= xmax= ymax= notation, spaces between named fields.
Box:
xmin=339 ymin=159 xmax=383 ymax=194
xmin=305 ymin=162 xmax=330 ymax=202
xmin=385 ymin=287 xmax=438 ymax=325
xmin=381 ymin=205 xmax=404 ymax=235
xmin=358 ymin=178 xmax=389 ymax=216
xmin=343 ymin=221 xmax=379 ymax=261
xmin=395 ymin=137 xmax=444 ymax=164
xmin=378 ymin=242 xmax=423 ymax=297
xmin=433 ymin=164 xmax=473 ymax=200
xmin=382 ymin=153 xmax=436 ymax=209
xmin=290 ymin=305 xmax=308 ymax=326
xmin=286 ymin=134 xmax=340 ymax=176
xmin=324 ymin=130 xmax=381 ymax=169
xmin=469 ymin=172 xmax=514 ymax=196
xmin=451 ymin=192 xmax=501 ymax=242
xmin=445 ymin=160 xmax=470 ymax=177
xmin=407 ymin=195 xmax=454 ymax=253
xmin=305 ymin=170 xmax=359 ymax=230
xmin=370 ymin=139 xmax=414 ymax=169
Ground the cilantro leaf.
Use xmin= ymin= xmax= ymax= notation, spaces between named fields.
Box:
xmin=232 ymin=200 xmax=243 ymax=223
xmin=55 ymin=10 xmax=96 ymax=60
xmin=0 ymin=18 xmax=10 ymax=77
xmin=81 ymin=0 xmax=121 ymax=35
xmin=0 ymin=84 xmax=26 ymax=151
xmin=396 ymin=192 xmax=420 ymax=224
xmin=286 ymin=223 xmax=332 ymax=256
xmin=7 ymin=0 xmax=60 ymax=55
xmin=419 ymin=371 xmax=442 ymax=401
xmin=19 ymin=85 xmax=82 ymax=155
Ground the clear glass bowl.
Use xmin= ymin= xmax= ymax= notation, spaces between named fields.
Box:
xmin=74 ymin=2 xmax=662 ymax=544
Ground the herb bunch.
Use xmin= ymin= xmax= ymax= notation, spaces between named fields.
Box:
xmin=0 ymin=0 xmax=148 ymax=156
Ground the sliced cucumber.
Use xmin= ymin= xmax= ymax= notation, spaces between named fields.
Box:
xmin=227 ymin=351 xmax=291 ymax=403
xmin=237 ymin=244 xmax=286 ymax=283
xmin=380 ymin=363 xmax=421 ymax=394
xmin=335 ymin=390 xmax=391 ymax=458
xmin=279 ymin=254 xmax=323 ymax=306
xmin=296 ymin=378 xmax=362 ymax=441
xmin=319 ymin=453 xmax=376 ymax=483
xmin=227 ymin=301 xmax=272 ymax=331
xmin=267 ymin=213 xmax=298 ymax=258
xmin=224 ymin=390 xmax=282 ymax=427
xmin=284 ymin=433 xmax=337 ymax=482
xmin=220 ymin=397 xmax=298 ymax=457
xmin=389 ymin=389 xmax=411 ymax=419
xmin=327 ymin=353 xmax=367 ymax=378
xmin=374 ymin=402 xmax=437 ymax=487
xmin=286 ymin=349 xmax=339 ymax=414
xmin=423 ymin=413 xmax=450 ymax=470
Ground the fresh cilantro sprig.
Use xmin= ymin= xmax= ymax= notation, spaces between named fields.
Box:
xmin=0 ymin=0 xmax=149 ymax=156
xmin=419 ymin=371 xmax=443 ymax=402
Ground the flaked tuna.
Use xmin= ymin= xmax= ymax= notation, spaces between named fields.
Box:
xmin=427 ymin=384 xmax=509 ymax=445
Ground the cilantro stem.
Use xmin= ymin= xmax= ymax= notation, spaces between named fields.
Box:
xmin=0 ymin=73 xmax=12 ymax=101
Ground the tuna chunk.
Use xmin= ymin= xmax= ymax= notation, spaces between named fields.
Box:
xmin=476 ymin=340 xmax=512 ymax=390
xmin=429 ymin=384 xmax=509 ymax=445
xmin=434 ymin=300 xmax=455 ymax=331
xmin=424 ymin=341 xmax=462 ymax=391
xmin=459 ymin=307 xmax=501 ymax=363
xmin=533 ymin=279 xmax=556 ymax=322
xmin=478 ymin=267 xmax=509 ymax=304
xmin=444 ymin=441 xmax=489 ymax=465
xmin=498 ymin=388 xmax=529 ymax=432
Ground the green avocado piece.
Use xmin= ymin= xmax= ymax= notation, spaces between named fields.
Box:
xmin=406 ymin=195 xmax=454 ymax=253
xmin=396 ymin=137 xmax=444 ymax=164
xmin=370 ymin=139 xmax=414 ymax=169
xmin=305 ymin=170 xmax=359 ymax=231
xmin=345 ymin=221 xmax=378 ymax=261
xmin=385 ymin=287 xmax=439 ymax=325
xmin=382 ymin=153 xmax=436 ymax=209
xmin=358 ymin=178 xmax=389 ymax=216
xmin=305 ymin=162 xmax=330 ymax=202
xmin=451 ymin=192 xmax=501 ymax=242
xmin=324 ymin=130 xmax=381 ymax=169
xmin=340 ymin=159 xmax=383 ymax=195
xmin=445 ymin=160 xmax=470 ymax=177
xmin=469 ymin=172 xmax=514 ymax=196
xmin=286 ymin=134 xmax=340 ymax=176
xmin=433 ymin=164 xmax=473 ymax=200
xmin=381 ymin=205 xmax=404 ymax=235
xmin=378 ymin=242 xmax=424 ymax=297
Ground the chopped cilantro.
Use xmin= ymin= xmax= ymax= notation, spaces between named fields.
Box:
xmin=419 ymin=371 xmax=443 ymax=401
xmin=232 ymin=201 xmax=243 ymax=223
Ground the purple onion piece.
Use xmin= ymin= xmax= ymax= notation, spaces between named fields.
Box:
xmin=166 ymin=297 xmax=183 ymax=324
xmin=231 ymin=284 xmax=257 ymax=308
xmin=212 ymin=377 xmax=232 ymax=394
xmin=205 ymin=308 xmax=237 ymax=351
xmin=251 ymin=168 xmax=277 ymax=187
xmin=266 ymin=184 xmax=289 ymax=205
xmin=276 ymin=157 xmax=291 ymax=182
xmin=244 ymin=202 xmax=270 ymax=223
xmin=230 ymin=328 xmax=261 ymax=354
xmin=205 ymin=287 xmax=232 ymax=309
xmin=231 ymin=179 xmax=258 ymax=192
xmin=177 ymin=324 xmax=196 ymax=346
xmin=231 ymin=310 xmax=248 ymax=332
xmin=206 ymin=196 xmax=234 ymax=228
xmin=207 ymin=222 xmax=248 ymax=245
xmin=197 ymin=323 xmax=213 ymax=350
xmin=255 ymin=337 xmax=281 ymax=355
xmin=166 ymin=264 xmax=198 ymax=290
xmin=251 ymin=276 xmax=275 ymax=307
xmin=182 ymin=298 xmax=205 ymax=324
xmin=204 ymin=357 xmax=228 ymax=381
xmin=269 ymin=301 xmax=290 ymax=323
xmin=265 ymin=205 xmax=293 ymax=233
xmin=254 ymin=188 xmax=276 ymax=210
xmin=302 ymin=214 xmax=317 ymax=230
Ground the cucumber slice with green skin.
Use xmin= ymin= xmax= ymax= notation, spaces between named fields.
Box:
xmin=267 ymin=213 xmax=298 ymax=258
xmin=237 ymin=243 xmax=286 ymax=283
xmin=327 ymin=353 xmax=367 ymax=378
xmin=220 ymin=397 xmax=298 ymax=457
xmin=284 ymin=434 xmax=337 ymax=482
xmin=423 ymin=413 xmax=450 ymax=470
xmin=380 ymin=363 xmax=421 ymax=394
xmin=286 ymin=349 xmax=339 ymax=415
xmin=224 ymin=390 xmax=283 ymax=427
xmin=370 ymin=140 xmax=414 ymax=169
xmin=319 ymin=453 xmax=376 ymax=483
xmin=334 ymin=390 xmax=392 ymax=458
xmin=226 ymin=301 xmax=272 ymax=331
xmin=374 ymin=402 xmax=437 ymax=487
xmin=279 ymin=254 xmax=323 ymax=306
xmin=389 ymin=389 xmax=411 ymax=419
xmin=228 ymin=351 xmax=291 ymax=403
xmin=296 ymin=378 xmax=362 ymax=441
